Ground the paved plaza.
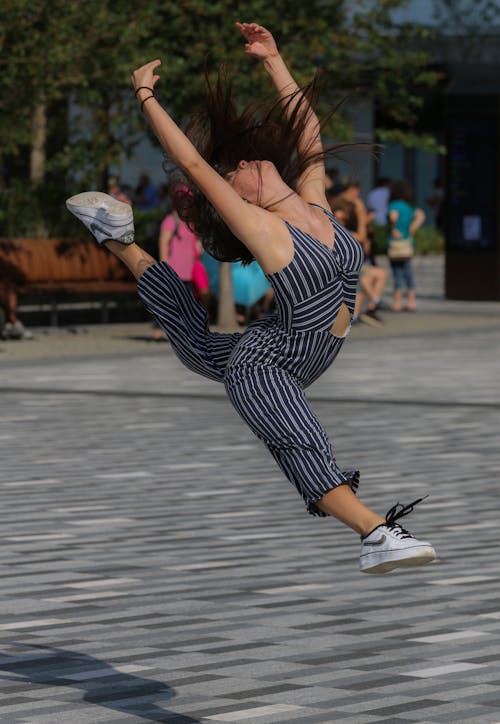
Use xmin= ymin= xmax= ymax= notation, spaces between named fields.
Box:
xmin=1 ymin=266 xmax=500 ymax=723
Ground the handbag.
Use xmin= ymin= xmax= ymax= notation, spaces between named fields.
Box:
xmin=192 ymin=259 xmax=209 ymax=292
xmin=387 ymin=238 xmax=414 ymax=261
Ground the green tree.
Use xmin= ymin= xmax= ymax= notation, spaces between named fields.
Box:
xmin=0 ymin=0 xmax=157 ymax=233
xmin=145 ymin=0 xmax=440 ymax=148
xmin=1 ymin=0 xmax=442 ymax=237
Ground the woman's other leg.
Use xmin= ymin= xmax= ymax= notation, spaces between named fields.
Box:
xmin=226 ymin=365 xmax=436 ymax=573
xmin=138 ymin=262 xmax=241 ymax=382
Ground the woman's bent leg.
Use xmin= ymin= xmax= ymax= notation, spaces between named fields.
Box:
xmin=102 ymin=241 xmax=240 ymax=382
xmin=66 ymin=192 xmax=239 ymax=381
xmin=138 ymin=262 xmax=241 ymax=382
xmin=225 ymin=365 xmax=436 ymax=573
xmin=225 ymin=365 xmax=381 ymax=532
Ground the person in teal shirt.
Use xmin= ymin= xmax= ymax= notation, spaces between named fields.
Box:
xmin=387 ymin=181 xmax=425 ymax=311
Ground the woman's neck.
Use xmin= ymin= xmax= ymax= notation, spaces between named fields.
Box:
xmin=264 ymin=190 xmax=310 ymax=223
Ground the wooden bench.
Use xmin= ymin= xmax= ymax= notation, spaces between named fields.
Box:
xmin=0 ymin=237 xmax=138 ymax=325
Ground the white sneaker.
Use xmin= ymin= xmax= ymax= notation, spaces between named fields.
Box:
xmin=66 ymin=192 xmax=134 ymax=246
xmin=2 ymin=321 xmax=33 ymax=340
xmin=360 ymin=497 xmax=436 ymax=574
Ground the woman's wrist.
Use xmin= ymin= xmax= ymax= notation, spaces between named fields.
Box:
xmin=262 ymin=53 xmax=281 ymax=71
xmin=135 ymin=86 xmax=154 ymax=102
xmin=134 ymin=86 xmax=156 ymax=112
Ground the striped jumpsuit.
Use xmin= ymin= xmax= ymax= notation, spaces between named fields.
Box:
xmin=137 ymin=204 xmax=363 ymax=516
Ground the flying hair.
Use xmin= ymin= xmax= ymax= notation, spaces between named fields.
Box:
xmin=166 ymin=66 xmax=368 ymax=264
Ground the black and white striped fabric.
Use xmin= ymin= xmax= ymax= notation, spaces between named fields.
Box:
xmin=137 ymin=204 xmax=363 ymax=515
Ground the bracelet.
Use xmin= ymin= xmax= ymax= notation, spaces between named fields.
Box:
xmin=140 ymin=94 xmax=155 ymax=112
xmin=134 ymin=86 xmax=154 ymax=98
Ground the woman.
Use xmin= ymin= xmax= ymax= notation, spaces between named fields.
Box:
xmin=158 ymin=205 xmax=210 ymax=302
xmin=387 ymin=180 xmax=425 ymax=312
xmin=66 ymin=22 xmax=435 ymax=574
xmin=330 ymin=197 xmax=387 ymax=326
xmin=152 ymin=204 xmax=209 ymax=339
xmin=0 ymin=274 xmax=33 ymax=340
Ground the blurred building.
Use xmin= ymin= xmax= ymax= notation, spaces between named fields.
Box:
xmin=332 ymin=1 xmax=500 ymax=299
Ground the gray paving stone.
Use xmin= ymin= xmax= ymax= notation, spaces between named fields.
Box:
xmin=1 ymin=293 xmax=500 ymax=722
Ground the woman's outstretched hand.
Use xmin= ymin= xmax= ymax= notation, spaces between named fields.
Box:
xmin=132 ymin=59 xmax=161 ymax=97
xmin=236 ymin=22 xmax=278 ymax=60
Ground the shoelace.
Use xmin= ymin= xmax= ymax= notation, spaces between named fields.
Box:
xmin=384 ymin=495 xmax=428 ymax=539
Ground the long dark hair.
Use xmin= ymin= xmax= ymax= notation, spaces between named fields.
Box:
xmin=168 ymin=67 xmax=357 ymax=264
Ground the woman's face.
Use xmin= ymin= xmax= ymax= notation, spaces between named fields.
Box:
xmin=226 ymin=160 xmax=280 ymax=205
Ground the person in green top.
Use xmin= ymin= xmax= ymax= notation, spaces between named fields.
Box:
xmin=387 ymin=180 xmax=425 ymax=312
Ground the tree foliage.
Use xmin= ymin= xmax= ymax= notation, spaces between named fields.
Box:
xmin=0 ymin=0 xmax=156 ymax=179
xmin=0 ymin=0 xmax=442 ymax=235
xmin=146 ymin=0 xmax=439 ymax=146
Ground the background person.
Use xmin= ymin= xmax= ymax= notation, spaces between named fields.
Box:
xmin=325 ymin=166 xmax=343 ymax=197
xmin=387 ymin=180 xmax=425 ymax=312
xmin=152 ymin=203 xmax=210 ymax=339
xmin=367 ymin=177 xmax=391 ymax=226
xmin=134 ymin=173 xmax=158 ymax=210
xmin=0 ymin=281 xmax=32 ymax=340
xmin=337 ymin=178 xmax=369 ymax=246
xmin=107 ymin=176 xmax=132 ymax=205
xmin=331 ymin=198 xmax=385 ymax=327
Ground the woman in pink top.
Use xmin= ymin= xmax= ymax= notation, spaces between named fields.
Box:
xmin=159 ymin=209 xmax=210 ymax=300
xmin=159 ymin=210 xmax=197 ymax=285
xmin=153 ymin=210 xmax=196 ymax=340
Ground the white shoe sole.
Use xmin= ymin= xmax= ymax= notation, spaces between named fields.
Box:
xmin=66 ymin=192 xmax=134 ymax=244
xmin=66 ymin=191 xmax=131 ymax=217
xmin=360 ymin=546 xmax=436 ymax=574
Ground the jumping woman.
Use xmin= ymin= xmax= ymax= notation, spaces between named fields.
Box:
xmin=66 ymin=22 xmax=436 ymax=574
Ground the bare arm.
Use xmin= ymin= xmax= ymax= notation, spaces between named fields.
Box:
xmin=132 ymin=61 xmax=286 ymax=273
xmin=409 ymin=208 xmax=425 ymax=237
xmin=236 ymin=22 xmax=326 ymax=203
xmin=158 ymin=227 xmax=173 ymax=262
xmin=388 ymin=209 xmax=402 ymax=239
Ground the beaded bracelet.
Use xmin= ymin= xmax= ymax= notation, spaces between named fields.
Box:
xmin=140 ymin=95 xmax=155 ymax=112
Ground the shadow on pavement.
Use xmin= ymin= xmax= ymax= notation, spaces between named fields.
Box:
xmin=0 ymin=644 xmax=201 ymax=723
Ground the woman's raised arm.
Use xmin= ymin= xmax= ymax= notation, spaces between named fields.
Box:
xmin=132 ymin=61 xmax=273 ymax=253
xmin=236 ymin=22 xmax=326 ymax=201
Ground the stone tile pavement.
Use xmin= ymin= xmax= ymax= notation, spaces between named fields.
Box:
xmin=0 ymin=285 xmax=500 ymax=722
